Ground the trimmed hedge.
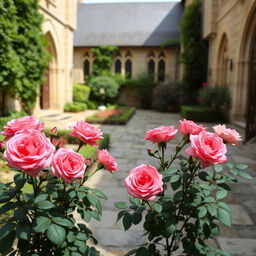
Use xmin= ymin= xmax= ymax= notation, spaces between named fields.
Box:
xmin=64 ymin=102 xmax=87 ymax=112
xmin=86 ymin=106 xmax=136 ymax=125
xmin=73 ymin=84 xmax=91 ymax=103
xmin=180 ymin=105 xmax=227 ymax=123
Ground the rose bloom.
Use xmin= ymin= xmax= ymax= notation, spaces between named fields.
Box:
xmin=51 ymin=148 xmax=86 ymax=183
xmin=97 ymin=149 xmax=118 ymax=172
xmin=3 ymin=129 xmax=55 ymax=177
xmin=69 ymin=121 xmax=103 ymax=147
xmin=1 ymin=116 xmax=44 ymax=140
xmin=178 ymin=119 xmax=207 ymax=136
xmin=144 ymin=126 xmax=178 ymax=143
xmin=124 ymin=164 xmax=163 ymax=201
xmin=185 ymin=131 xmax=227 ymax=169
xmin=213 ymin=124 xmax=242 ymax=146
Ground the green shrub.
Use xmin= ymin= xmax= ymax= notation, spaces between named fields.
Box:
xmin=199 ymin=86 xmax=231 ymax=112
xmin=89 ymin=76 xmax=119 ymax=100
xmin=181 ymin=105 xmax=226 ymax=123
xmin=86 ymin=100 xmax=100 ymax=110
xmin=64 ymin=102 xmax=87 ymax=112
xmin=73 ymin=84 xmax=91 ymax=103
xmin=152 ymin=83 xmax=181 ymax=112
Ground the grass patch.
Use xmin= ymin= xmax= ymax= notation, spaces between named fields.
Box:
xmin=86 ymin=106 xmax=136 ymax=125
xmin=181 ymin=105 xmax=227 ymax=123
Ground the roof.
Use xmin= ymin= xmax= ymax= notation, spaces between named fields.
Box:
xmin=74 ymin=2 xmax=183 ymax=47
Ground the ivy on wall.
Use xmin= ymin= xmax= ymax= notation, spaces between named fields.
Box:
xmin=180 ymin=0 xmax=207 ymax=97
xmin=0 ymin=0 xmax=48 ymax=114
xmin=91 ymin=45 xmax=118 ymax=75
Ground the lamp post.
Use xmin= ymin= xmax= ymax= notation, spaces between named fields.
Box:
xmin=98 ymin=87 xmax=106 ymax=111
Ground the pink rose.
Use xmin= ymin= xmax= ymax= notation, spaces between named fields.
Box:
xmin=3 ymin=129 xmax=55 ymax=177
xmin=97 ymin=149 xmax=118 ymax=172
xmin=185 ymin=131 xmax=227 ymax=169
xmin=1 ymin=116 xmax=44 ymax=140
xmin=144 ymin=126 xmax=178 ymax=143
xmin=69 ymin=121 xmax=103 ymax=147
xmin=178 ymin=119 xmax=207 ymax=136
xmin=51 ymin=148 xmax=86 ymax=183
xmin=213 ymin=124 xmax=242 ymax=146
xmin=124 ymin=164 xmax=163 ymax=201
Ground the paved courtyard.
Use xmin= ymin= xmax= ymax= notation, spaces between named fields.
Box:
xmin=38 ymin=110 xmax=256 ymax=256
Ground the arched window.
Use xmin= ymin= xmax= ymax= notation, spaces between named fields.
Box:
xmin=148 ymin=59 xmax=155 ymax=76
xmin=83 ymin=59 xmax=90 ymax=77
xmin=158 ymin=59 xmax=165 ymax=82
xmin=125 ymin=59 xmax=132 ymax=78
xmin=115 ymin=59 xmax=121 ymax=73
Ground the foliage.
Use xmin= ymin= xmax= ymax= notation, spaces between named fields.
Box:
xmin=0 ymin=124 xmax=113 ymax=255
xmin=64 ymin=102 xmax=87 ymax=112
xmin=91 ymin=45 xmax=118 ymax=76
xmin=180 ymin=0 xmax=207 ymax=98
xmin=89 ymin=76 xmax=119 ymax=101
xmin=86 ymin=100 xmax=100 ymax=110
xmin=116 ymin=127 xmax=251 ymax=256
xmin=86 ymin=106 xmax=136 ymax=125
xmin=0 ymin=0 xmax=48 ymax=114
xmin=123 ymin=73 xmax=157 ymax=109
xmin=180 ymin=105 xmax=227 ymax=123
xmin=73 ymin=84 xmax=91 ymax=103
xmin=152 ymin=83 xmax=181 ymax=112
xmin=100 ymin=71 xmax=126 ymax=87
xmin=199 ymin=86 xmax=231 ymax=112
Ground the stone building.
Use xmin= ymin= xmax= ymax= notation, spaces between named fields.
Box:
xmin=36 ymin=0 xmax=81 ymax=112
xmin=73 ymin=2 xmax=183 ymax=85
xmin=201 ymin=0 xmax=256 ymax=141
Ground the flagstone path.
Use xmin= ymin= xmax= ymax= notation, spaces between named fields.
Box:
xmin=37 ymin=109 xmax=256 ymax=256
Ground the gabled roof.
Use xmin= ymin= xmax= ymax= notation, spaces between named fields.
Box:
xmin=74 ymin=2 xmax=183 ymax=47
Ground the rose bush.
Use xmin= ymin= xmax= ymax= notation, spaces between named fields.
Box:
xmin=0 ymin=117 xmax=117 ymax=256
xmin=116 ymin=120 xmax=252 ymax=256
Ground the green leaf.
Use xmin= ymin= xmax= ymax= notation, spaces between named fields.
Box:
xmin=115 ymin=201 xmax=128 ymax=209
xmin=76 ymin=232 xmax=88 ymax=241
xmin=16 ymin=223 xmax=31 ymax=240
xmin=90 ymin=210 xmax=101 ymax=221
xmin=67 ymin=231 xmax=75 ymax=243
xmin=198 ymin=206 xmax=207 ymax=218
xmin=214 ymin=164 xmax=223 ymax=172
xmin=91 ymin=189 xmax=108 ymax=199
xmin=151 ymin=202 xmax=162 ymax=213
xmin=217 ymin=202 xmax=231 ymax=212
xmin=0 ymin=230 xmax=15 ymax=255
xmin=46 ymin=224 xmax=66 ymax=246
xmin=236 ymin=164 xmax=248 ymax=170
xmin=52 ymin=217 xmax=73 ymax=227
xmin=238 ymin=171 xmax=253 ymax=179
xmin=217 ymin=208 xmax=232 ymax=227
xmin=230 ymin=169 xmax=238 ymax=175
xmin=226 ymin=163 xmax=234 ymax=169
xmin=34 ymin=194 xmax=48 ymax=204
xmin=33 ymin=216 xmax=51 ymax=233
xmin=170 ymin=175 xmax=180 ymax=183
xmin=0 ymin=223 xmax=15 ymax=240
xmin=166 ymin=225 xmax=176 ymax=236
xmin=171 ymin=179 xmax=181 ymax=191
xmin=124 ymin=249 xmax=137 ymax=256
xmin=87 ymin=194 xmax=98 ymax=206
xmin=82 ymin=210 xmax=91 ymax=223
xmin=117 ymin=210 xmax=127 ymax=222
xmin=162 ymin=168 xmax=178 ymax=175
xmin=0 ymin=202 xmax=16 ymax=214
xmin=216 ymin=190 xmax=228 ymax=200
xmin=204 ymin=197 xmax=215 ymax=203
xmin=207 ymin=204 xmax=217 ymax=217
xmin=123 ymin=213 xmax=132 ymax=231
xmin=132 ymin=213 xmax=142 ymax=225
xmin=96 ymin=199 xmax=102 ymax=215
xmin=36 ymin=200 xmax=55 ymax=210
xmin=129 ymin=197 xmax=141 ymax=206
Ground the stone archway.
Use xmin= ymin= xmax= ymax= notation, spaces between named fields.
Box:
xmin=238 ymin=4 xmax=256 ymax=141
xmin=217 ymin=34 xmax=229 ymax=86
xmin=40 ymin=32 xmax=58 ymax=109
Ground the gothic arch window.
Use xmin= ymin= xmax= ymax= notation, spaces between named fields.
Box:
xmin=159 ymin=51 xmax=166 ymax=58
xmin=125 ymin=59 xmax=132 ymax=78
xmin=115 ymin=59 xmax=121 ymax=73
xmin=83 ymin=59 xmax=90 ymax=77
xmin=148 ymin=51 xmax=155 ymax=58
xmin=148 ymin=59 xmax=155 ymax=76
xmin=125 ymin=51 xmax=132 ymax=58
xmin=158 ymin=59 xmax=166 ymax=82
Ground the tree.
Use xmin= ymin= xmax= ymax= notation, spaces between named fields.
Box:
xmin=0 ymin=0 xmax=48 ymax=115
xmin=180 ymin=0 xmax=207 ymax=102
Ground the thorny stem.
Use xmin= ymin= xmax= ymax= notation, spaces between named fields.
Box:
xmin=77 ymin=141 xmax=85 ymax=153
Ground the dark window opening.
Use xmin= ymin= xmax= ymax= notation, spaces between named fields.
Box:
xmin=83 ymin=59 xmax=90 ymax=77
xmin=148 ymin=59 xmax=155 ymax=77
xmin=158 ymin=60 xmax=165 ymax=82
xmin=115 ymin=59 xmax=121 ymax=73
xmin=125 ymin=59 xmax=132 ymax=78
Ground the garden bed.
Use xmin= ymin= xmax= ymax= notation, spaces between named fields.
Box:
xmin=86 ymin=106 xmax=136 ymax=125
xmin=181 ymin=105 xmax=227 ymax=123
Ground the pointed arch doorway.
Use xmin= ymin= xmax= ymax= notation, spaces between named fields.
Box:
xmin=40 ymin=32 xmax=57 ymax=109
